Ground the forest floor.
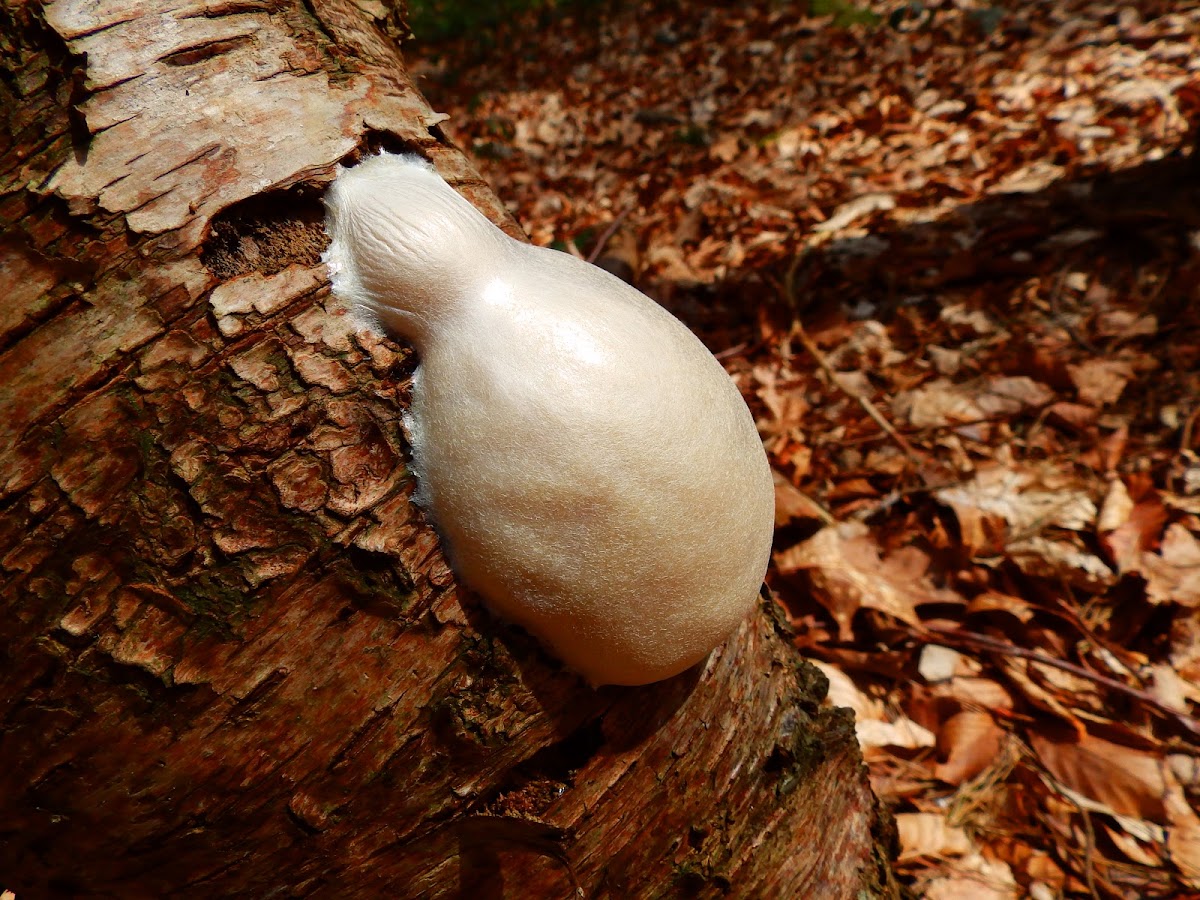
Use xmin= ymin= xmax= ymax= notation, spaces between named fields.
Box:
xmin=409 ymin=2 xmax=1200 ymax=896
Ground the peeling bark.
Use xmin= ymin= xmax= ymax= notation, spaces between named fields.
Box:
xmin=0 ymin=1 xmax=897 ymax=896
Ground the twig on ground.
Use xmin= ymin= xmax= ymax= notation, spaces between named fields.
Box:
xmin=790 ymin=318 xmax=928 ymax=468
xmin=915 ymin=623 xmax=1200 ymax=739
xmin=585 ymin=209 xmax=631 ymax=264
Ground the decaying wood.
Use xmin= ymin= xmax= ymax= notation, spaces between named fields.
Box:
xmin=0 ymin=1 xmax=897 ymax=895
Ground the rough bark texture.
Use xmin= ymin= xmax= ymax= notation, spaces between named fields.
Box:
xmin=0 ymin=1 xmax=897 ymax=896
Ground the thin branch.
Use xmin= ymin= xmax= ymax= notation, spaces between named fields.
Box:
xmin=585 ymin=209 xmax=631 ymax=264
xmin=791 ymin=318 xmax=928 ymax=467
xmin=915 ymin=623 xmax=1200 ymax=739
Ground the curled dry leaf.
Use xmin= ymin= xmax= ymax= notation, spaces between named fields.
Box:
xmin=966 ymin=591 xmax=1036 ymax=624
xmin=936 ymin=468 xmax=1113 ymax=586
xmin=976 ymin=376 xmax=1055 ymax=416
xmin=934 ymin=709 xmax=1006 ymax=786
xmin=894 ymin=379 xmax=984 ymax=430
xmin=1043 ymin=401 xmax=1098 ymax=434
xmin=991 ymin=160 xmax=1064 ymax=194
xmin=754 ymin=364 xmax=808 ymax=445
xmin=1149 ymin=663 xmax=1197 ymax=713
xmin=939 ymin=303 xmax=997 ymax=336
xmin=1094 ymin=309 xmax=1158 ymax=339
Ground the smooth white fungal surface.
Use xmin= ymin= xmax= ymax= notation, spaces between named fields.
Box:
xmin=323 ymin=152 xmax=774 ymax=686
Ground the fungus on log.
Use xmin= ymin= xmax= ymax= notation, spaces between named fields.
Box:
xmin=0 ymin=1 xmax=897 ymax=896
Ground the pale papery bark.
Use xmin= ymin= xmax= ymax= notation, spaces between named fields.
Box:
xmin=0 ymin=1 xmax=897 ymax=896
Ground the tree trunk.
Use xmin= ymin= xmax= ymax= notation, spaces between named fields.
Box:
xmin=0 ymin=1 xmax=897 ymax=896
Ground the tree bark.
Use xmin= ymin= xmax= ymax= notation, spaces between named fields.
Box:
xmin=0 ymin=1 xmax=897 ymax=896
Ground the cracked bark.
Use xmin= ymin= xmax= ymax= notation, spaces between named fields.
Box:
xmin=0 ymin=1 xmax=898 ymax=896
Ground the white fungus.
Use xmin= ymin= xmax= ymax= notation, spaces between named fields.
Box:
xmin=323 ymin=152 xmax=774 ymax=686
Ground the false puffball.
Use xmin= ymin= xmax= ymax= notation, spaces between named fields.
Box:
xmin=323 ymin=152 xmax=773 ymax=686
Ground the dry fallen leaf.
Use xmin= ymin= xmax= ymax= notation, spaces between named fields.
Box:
xmin=1030 ymin=730 xmax=1167 ymax=822
xmin=812 ymin=193 xmax=895 ymax=233
xmin=1103 ymin=821 xmax=1162 ymax=868
xmin=894 ymin=378 xmax=983 ymax=429
xmin=772 ymin=470 xmax=828 ymax=528
xmin=921 ymin=851 xmax=1020 ymax=900
xmin=999 ymin=657 xmax=1085 ymax=728
xmin=934 ymin=709 xmax=1005 ymax=786
xmin=1166 ymin=771 xmax=1200 ymax=887
xmin=931 ymin=676 xmax=1015 ymax=712
xmin=966 ymin=591 xmax=1037 ymax=624
xmin=1100 ymin=487 xmax=1168 ymax=574
xmin=1067 ymin=358 xmax=1135 ymax=407
xmin=1096 ymin=477 xmax=1134 ymax=533
xmin=812 ymin=660 xmax=936 ymax=751
xmin=992 ymin=160 xmax=1064 ymax=193
xmin=1007 ymin=535 xmax=1114 ymax=591
xmin=937 ymin=465 xmax=1098 ymax=539
xmin=856 ymin=717 xmax=938 ymax=752
xmin=1141 ymin=523 xmax=1200 ymax=607
xmin=896 ymin=812 xmax=972 ymax=861
xmin=775 ymin=523 xmax=958 ymax=639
